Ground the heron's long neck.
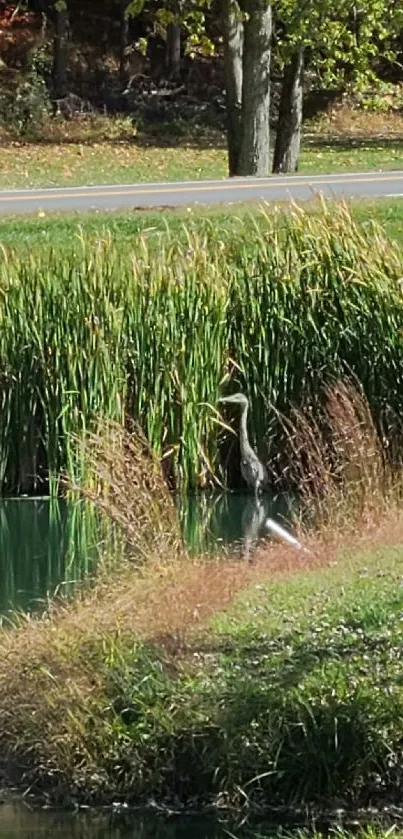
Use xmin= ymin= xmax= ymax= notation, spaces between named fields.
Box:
xmin=239 ymin=403 xmax=250 ymax=454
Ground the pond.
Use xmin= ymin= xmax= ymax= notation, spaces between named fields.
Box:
xmin=0 ymin=799 xmax=230 ymax=839
xmin=0 ymin=798 xmax=383 ymax=839
xmin=0 ymin=492 xmax=295 ymax=615
xmin=0 ymin=798 xmax=278 ymax=839
xmin=3 ymin=797 xmax=355 ymax=839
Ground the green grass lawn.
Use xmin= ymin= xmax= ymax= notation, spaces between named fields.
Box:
xmin=1 ymin=132 xmax=402 ymax=190
xmin=301 ymin=137 xmax=403 ymax=175
xmin=198 ymin=536 xmax=403 ymax=806
xmin=0 ymin=197 xmax=402 ymax=251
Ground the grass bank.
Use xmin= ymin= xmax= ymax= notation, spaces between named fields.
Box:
xmin=1 ymin=423 xmax=403 ymax=811
xmin=0 ymin=488 xmax=403 ymax=810
xmin=1 ymin=202 xmax=403 ymax=495
xmin=2 ymin=135 xmax=403 ymax=189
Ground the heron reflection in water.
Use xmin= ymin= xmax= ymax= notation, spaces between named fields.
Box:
xmin=241 ymin=495 xmax=267 ymax=560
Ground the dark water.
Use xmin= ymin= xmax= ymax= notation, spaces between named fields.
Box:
xmin=0 ymin=498 xmax=106 ymax=616
xmin=181 ymin=492 xmax=294 ymax=554
xmin=0 ymin=492 xmax=295 ymax=615
xmin=0 ymin=799 xmax=274 ymax=839
xmin=0 ymin=801 xmax=228 ymax=839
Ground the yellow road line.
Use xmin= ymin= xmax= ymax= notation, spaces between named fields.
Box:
xmin=1 ymin=173 xmax=403 ymax=203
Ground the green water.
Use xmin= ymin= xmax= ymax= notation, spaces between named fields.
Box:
xmin=0 ymin=498 xmax=104 ymax=616
xmin=0 ymin=493 xmax=294 ymax=615
xmin=0 ymin=799 xmax=284 ymax=838
xmin=0 ymin=799 xmax=382 ymax=839
xmin=0 ymin=800 xmax=229 ymax=839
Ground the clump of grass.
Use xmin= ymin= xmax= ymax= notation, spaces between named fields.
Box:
xmin=69 ymin=419 xmax=182 ymax=562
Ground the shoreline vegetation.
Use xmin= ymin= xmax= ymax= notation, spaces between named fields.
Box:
xmin=1 ymin=409 xmax=403 ymax=815
xmin=1 ymin=202 xmax=403 ymax=496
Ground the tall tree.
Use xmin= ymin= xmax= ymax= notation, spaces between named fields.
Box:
xmin=238 ymin=0 xmax=272 ymax=175
xmin=272 ymin=45 xmax=304 ymax=173
xmin=222 ymin=0 xmax=243 ymax=174
xmin=52 ymin=0 xmax=69 ymax=99
xmin=119 ymin=0 xmax=131 ymax=87
xmin=165 ymin=20 xmax=181 ymax=79
xmin=272 ymin=0 xmax=403 ymax=173
xmin=222 ymin=0 xmax=272 ymax=177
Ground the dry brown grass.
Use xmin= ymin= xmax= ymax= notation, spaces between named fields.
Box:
xmin=70 ymin=419 xmax=182 ymax=562
xmin=311 ymin=103 xmax=403 ymax=138
xmin=275 ymin=380 xmax=390 ymax=535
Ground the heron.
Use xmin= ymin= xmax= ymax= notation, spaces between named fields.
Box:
xmin=218 ymin=393 xmax=267 ymax=498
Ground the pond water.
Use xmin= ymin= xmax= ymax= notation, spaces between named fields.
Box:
xmin=0 ymin=800 xmax=234 ymax=839
xmin=0 ymin=798 xmax=285 ymax=839
xmin=0 ymin=492 xmax=295 ymax=615
xmin=0 ymin=799 xmax=376 ymax=839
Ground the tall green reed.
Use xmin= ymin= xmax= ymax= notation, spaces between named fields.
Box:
xmin=0 ymin=203 xmax=402 ymax=495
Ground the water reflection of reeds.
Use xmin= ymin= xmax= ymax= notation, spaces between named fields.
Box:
xmin=0 ymin=800 xmax=228 ymax=839
xmin=0 ymin=492 xmax=297 ymax=615
xmin=0 ymin=498 xmax=115 ymax=614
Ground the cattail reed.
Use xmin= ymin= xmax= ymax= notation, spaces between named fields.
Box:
xmin=0 ymin=203 xmax=402 ymax=495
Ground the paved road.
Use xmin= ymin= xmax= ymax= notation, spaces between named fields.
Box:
xmin=0 ymin=170 xmax=403 ymax=214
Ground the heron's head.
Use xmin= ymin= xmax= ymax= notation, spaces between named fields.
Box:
xmin=218 ymin=393 xmax=249 ymax=409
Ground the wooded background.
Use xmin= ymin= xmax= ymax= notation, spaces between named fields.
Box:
xmin=0 ymin=0 xmax=402 ymax=175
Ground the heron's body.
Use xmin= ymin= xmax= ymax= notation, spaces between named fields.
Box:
xmin=219 ymin=393 xmax=267 ymax=497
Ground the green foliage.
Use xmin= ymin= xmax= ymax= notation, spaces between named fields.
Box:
xmin=353 ymin=83 xmax=403 ymax=113
xmin=0 ymin=48 xmax=51 ymax=137
xmin=150 ymin=0 xmax=214 ymax=59
xmin=273 ymin=0 xmax=403 ymax=88
xmin=126 ymin=0 xmax=146 ymax=16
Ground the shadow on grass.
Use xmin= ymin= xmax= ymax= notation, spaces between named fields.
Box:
xmin=304 ymin=136 xmax=403 ymax=148
xmin=105 ymin=616 xmax=403 ymax=807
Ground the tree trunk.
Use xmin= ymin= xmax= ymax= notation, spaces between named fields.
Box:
xmin=52 ymin=0 xmax=69 ymax=99
xmin=237 ymin=0 xmax=271 ymax=176
xmin=119 ymin=0 xmax=130 ymax=87
xmin=166 ymin=21 xmax=181 ymax=80
xmin=272 ymin=46 xmax=304 ymax=174
xmin=222 ymin=0 xmax=243 ymax=176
